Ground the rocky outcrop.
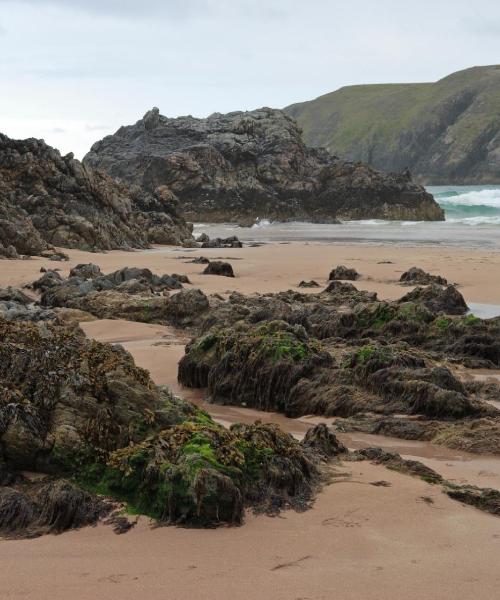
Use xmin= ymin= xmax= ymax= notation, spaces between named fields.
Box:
xmin=0 ymin=133 xmax=193 ymax=257
xmin=400 ymin=267 xmax=448 ymax=286
xmin=202 ymin=261 xmax=235 ymax=278
xmin=176 ymin=279 xmax=500 ymax=454
xmin=84 ymin=107 xmax=443 ymax=223
xmin=0 ymin=316 xmax=327 ymax=536
xmin=285 ymin=65 xmax=500 ymax=184
xmin=329 ymin=266 xmax=359 ymax=281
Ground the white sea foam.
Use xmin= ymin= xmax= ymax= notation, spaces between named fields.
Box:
xmin=437 ymin=188 xmax=500 ymax=208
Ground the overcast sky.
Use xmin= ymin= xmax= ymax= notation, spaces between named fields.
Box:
xmin=1 ymin=0 xmax=499 ymax=157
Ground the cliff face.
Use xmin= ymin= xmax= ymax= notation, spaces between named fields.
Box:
xmin=285 ymin=66 xmax=500 ymax=185
xmin=84 ymin=107 xmax=443 ymax=223
xmin=0 ymin=134 xmax=192 ymax=257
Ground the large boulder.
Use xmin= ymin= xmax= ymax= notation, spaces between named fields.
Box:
xmin=84 ymin=107 xmax=444 ymax=223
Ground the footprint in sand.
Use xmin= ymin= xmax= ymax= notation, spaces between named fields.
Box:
xmin=321 ymin=508 xmax=367 ymax=528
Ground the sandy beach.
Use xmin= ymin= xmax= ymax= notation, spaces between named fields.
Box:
xmin=2 ymin=240 xmax=500 ymax=599
xmin=2 ymin=241 xmax=500 ymax=304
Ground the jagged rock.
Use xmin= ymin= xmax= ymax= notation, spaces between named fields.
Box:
xmin=0 ymin=133 xmax=193 ymax=256
xmin=202 ymin=261 xmax=235 ymax=277
xmin=329 ymin=265 xmax=359 ymax=281
xmin=69 ymin=263 xmax=103 ymax=279
xmin=400 ymin=267 xmax=448 ymax=286
xmin=400 ymin=284 xmax=468 ymax=315
xmin=84 ymin=107 xmax=444 ymax=223
xmin=167 ymin=289 xmax=210 ymax=327
xmin=298 ymin=280 xmax=320 ymax=288
xmin=301 ymin=424 xmax=347 ymax=458
xmin=0 ymin=244 xmax=19 ymax=259
xmin=0 ymin=287 xmax=32 ymax=305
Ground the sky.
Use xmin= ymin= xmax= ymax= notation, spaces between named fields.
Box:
xmin=1 ymin=0 xmax=499 ymax=158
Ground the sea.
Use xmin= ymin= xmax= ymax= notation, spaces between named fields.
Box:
xmin=193 ymin=185 xmax=500 ymax=250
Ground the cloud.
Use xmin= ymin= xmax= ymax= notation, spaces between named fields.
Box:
xmin=0 ymin=22 xmax=6 ymax=34
xmin=0 ymin=0 xmax=289 ymax=21
xmin=0 ymin=0 xmax=213 ymax=20
xmin=51 ymin=127 xmax=66 ymax=133
xmin=85 ymin=124 xmax=111 ymax=132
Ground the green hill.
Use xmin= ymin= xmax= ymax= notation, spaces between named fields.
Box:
xmin=285 ymin=66 xmax=500 ymax=184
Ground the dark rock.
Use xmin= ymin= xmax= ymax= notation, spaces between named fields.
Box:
xmin=0 ymin=287 xmax=32 ymax=306
xmin=0 ymin=316 xmax=325 ymax=532
xmin=190 ymin=256 xmax=210 ymax=264
xmin=84 ymin=108 xmax=444 ymax=223
xmin=0 ymin=133 xmax=193 ymax=256
xmin=400 ymin=284 xmax=468 ymax=315
xmin=31 ymin=270 xmax=63 ymax=293
xmin=69 ymin=263 xmax=103 ymax=279
xmin=329 ymin=265 xmax=359 ymax=281
xmin=200 ymin=236 xmax=243 ymax=249
xmin=167 ymin=289 xmax=210 ymax=327
xmin=178 ymin=320 xmax=333 ymax=417
xmin=298 ymin=280 xmax=320 ymax=288
xmin=445 ymin=485 xmax=500 ymax=516
xmin=203 ymin=261 xmax=235 ymax=277
xmin=400 ymin=267 xmax=448 ymax=286
xmin=301 ymin=424 xmax=347 ymax=458
xmin=352 ymin=447 xmax=443 ymax=483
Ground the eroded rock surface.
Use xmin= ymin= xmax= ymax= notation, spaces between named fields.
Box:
xmin=84 ymin=108 xmax=444 ymax=223
xmin=0 ymin=133 xmax=193 ymax=257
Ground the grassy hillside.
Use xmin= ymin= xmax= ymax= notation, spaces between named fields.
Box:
xmin=285 ymin=66 xmax=500 ymax=184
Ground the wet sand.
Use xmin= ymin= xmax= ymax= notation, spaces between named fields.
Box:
xmin=3 ymin=241 xmax=500 ymax=599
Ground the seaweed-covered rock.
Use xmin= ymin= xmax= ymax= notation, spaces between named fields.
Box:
xmin=352 ymin=447 xmax=444 ymax=484
xmin=179 ymin=320 xmax=332 ymax=416
xmin=329 ymin=266 xmax=359 ymax=281
xmin=445 ymin=485 xmax=500 ymax=516
xmin=203 ymin=261 xmax=235 ymax=278
xmin=0 ymin=479 xmax=116 ymax=539
xmin=0 ymin=316 xmax=325 ymax=534
xmin=399 ymin=284 xmax=468 ymax=315
xmin=301 ymin=424 xmax=347 ymax=459
xmin=86 ymin=421 xmax=321 ymax=526
xmin=400 ymin=267 xmax=448 ymax=286
xmin=69 ymin=263 xmax=103 ymax=279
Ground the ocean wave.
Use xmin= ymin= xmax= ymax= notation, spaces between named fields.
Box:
xmin=251 ymin=219 xmax=272 ymax=228
xmin=436 ymin=188 xmax=500 ymax=208
xmin=446 ymin=216 xmax=500 ymax=226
